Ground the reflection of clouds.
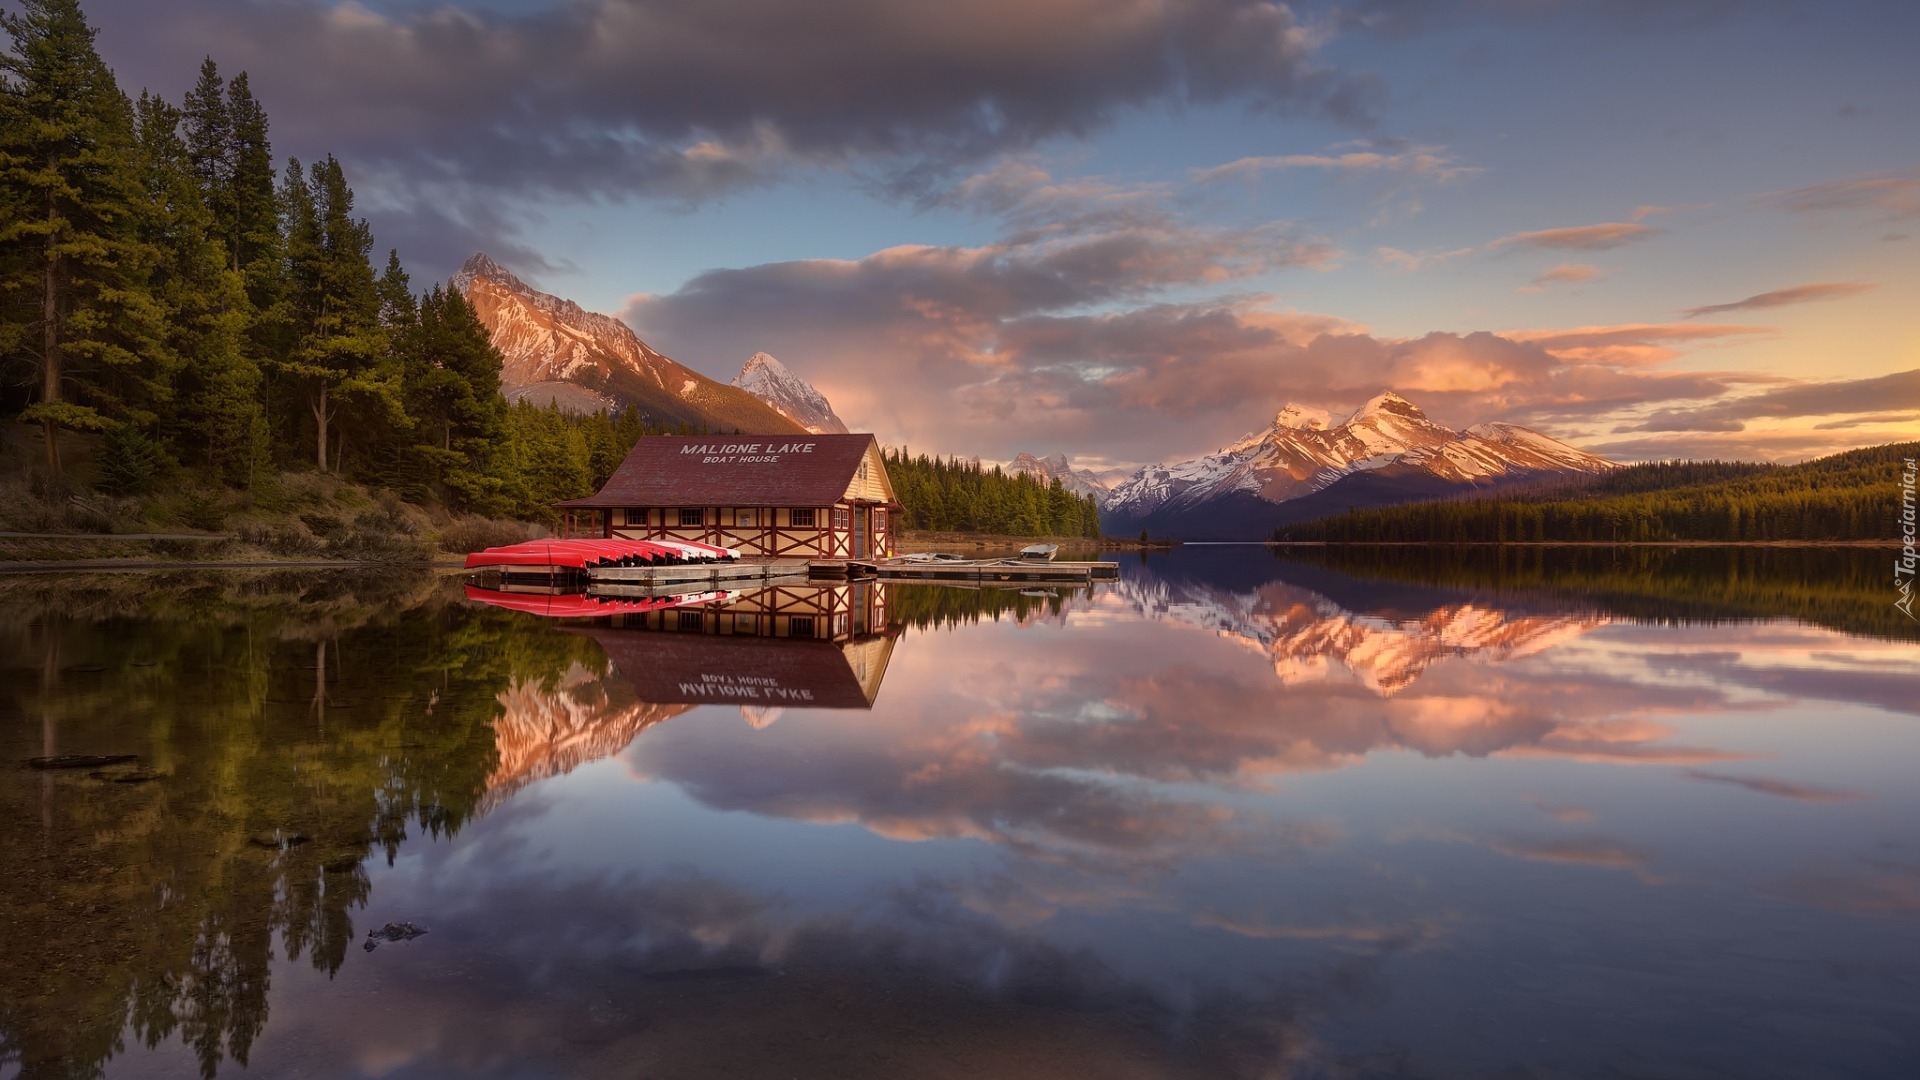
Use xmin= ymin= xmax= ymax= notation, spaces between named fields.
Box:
xmin=1525 ymin=797 xmax=1597 ymax=823
xmin=1684 ymin=770 xmax=1866 ymax=803
xmin=1488 ymin=835 xmax=1656 ymax=875
xmin=1782 ymin=859 xmax=1920 ymax=922
xmin=261 ymin=869 xmax=1366 ymax=1080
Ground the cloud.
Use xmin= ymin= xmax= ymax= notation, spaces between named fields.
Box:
xmin=1518 ymin=263 xmax=1604 ymax=292
xmin=1194 ymin=143 xmax=1480 ymax=185
xmin=1506 ymin=322 xmax=1771 ymax=366
xmin=1374 ymin=245 xmax=1474 ymax=273
xmin=1761 ymin=169 xmax=1920 ymax=221
xmin=1610 ymin=368 xmax=1920 ymax=434
xmin=1682 ymin=282 xmax=1876 ymax=318
xmin=1488 ymin=222 xmax=1660 ymax=252
xmin=627 ymin=237 xmax=1800 ymax=464
xmin=90 ymin=0 xmax=1372 ymax=211
xmin=1812 ymin=412 xmax=1920 ymax=431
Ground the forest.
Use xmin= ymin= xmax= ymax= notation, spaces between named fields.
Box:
xmin=0 ymin=0 xmax=1094 ymax=542
xmin=883 ymin=448 xmax=1103 ymax=539
xmin=0 ymin=0 xmax=708 ymax=525
xmin=1273 ymin=442 xmax=1917 ymax=544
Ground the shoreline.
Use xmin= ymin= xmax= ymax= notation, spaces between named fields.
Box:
xmin=1263 ymin=539 xmax=1904 ymax=548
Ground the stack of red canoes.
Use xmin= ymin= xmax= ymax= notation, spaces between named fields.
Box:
xmin=462 ymin=538 xmax=736 ymax=571
xmin=462 ymin=584 xmax=728 ymax=618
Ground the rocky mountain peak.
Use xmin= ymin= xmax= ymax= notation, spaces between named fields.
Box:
xmin=1273 ymin=403 xmax=1333 ymax=431
xmin=731 ymin=352 xmax=849 ymax=434
xmin=1346 ymin=390 xmax=1426 ymax=423
xmin=452 ymin=252 xmax=803 ymax=432
xmin=451 ymin=252 xmax=518 ymax=294
xmin=1005 ymin=452 xmax=1113 ymax=505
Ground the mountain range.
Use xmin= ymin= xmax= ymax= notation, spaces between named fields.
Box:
xmin=452 ymin=255 xmax=1611 ymax=538
xmin=453 ymin=253 xmax=804 ymax=434
xmin=1100 ymin=392 xmax=1614 ymax=539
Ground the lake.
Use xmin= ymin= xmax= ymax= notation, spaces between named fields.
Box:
xmin=3 ymin=546 xmax=1917 ymax=1078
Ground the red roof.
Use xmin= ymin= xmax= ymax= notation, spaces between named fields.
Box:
xmin=557 ymin=434 xmax=890 ymax=509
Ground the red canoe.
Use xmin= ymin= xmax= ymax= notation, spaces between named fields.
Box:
xmin=463 ymin=538 xmax=736 ymax=571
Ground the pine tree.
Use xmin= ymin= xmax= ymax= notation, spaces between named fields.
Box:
xmin=277 ymin=155 xmax=391 ymax=472
xmin=133 ymin=91 xmax=262 ymax=483
xmin=0 ymin=0 xmax=167 ymax=476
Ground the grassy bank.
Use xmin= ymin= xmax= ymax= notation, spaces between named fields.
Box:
xmin=0 ymin=469 xmax=545 ymax=565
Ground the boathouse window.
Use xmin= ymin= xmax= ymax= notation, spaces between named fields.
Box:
xmin=677 ymin=611 xmax=705 ymax=631
xmin=678 ymin=508 xmax=705 ymax=527
xmin=736 ymin=509 xmax=757 ymax=527
xmin=788 ymin=616 xmax=816 ymax=637
xmin=873 ymin=509 xmax=886 ymax=531
xmin=833 ymin=508 xmax=850 ymax=529
xmin=790 ymin=508 xmax=816 ymax=527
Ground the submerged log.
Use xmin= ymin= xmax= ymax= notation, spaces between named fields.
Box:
xmin=27 ymin=754 xmax=138 ymax=770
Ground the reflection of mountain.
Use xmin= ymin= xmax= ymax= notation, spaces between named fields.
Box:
xmin=483 ymin=663 xmax=691 ymax=814
xmin=1113 ymin=564 xmax=1606 ymax=696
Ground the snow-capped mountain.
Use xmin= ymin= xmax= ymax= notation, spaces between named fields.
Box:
xmin=731 ymin=352 xmax=849 ymax=434
xmin=452 ymin=254 xmax=802 ymax=434
xmin=1005 ymin=452 xmax=1113 ymax=505
xmin=1104 ymin=391 xmax=1612 ymax=537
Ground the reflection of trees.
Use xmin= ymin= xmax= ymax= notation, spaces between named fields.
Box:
xmin=0 ymin=572 xmax=600 ymax=1080
xmin=1275 ymin=544 xmax=1915 ymax=641
xmin=886 ymin=583 xmax=1090 ymax=631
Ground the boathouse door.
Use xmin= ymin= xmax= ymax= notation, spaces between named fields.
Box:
xmin=853 ymin=506 xmax=870 ymax=558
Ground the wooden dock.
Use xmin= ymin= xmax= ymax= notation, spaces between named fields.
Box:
xmin=585 ymin=558 xmax=814 ymax=587
xmin=870 ymin=558 xmax=1118 ymax=583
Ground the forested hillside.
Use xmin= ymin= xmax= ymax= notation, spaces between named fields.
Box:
xmin=885 ymin=449 xmax=1102 ymax=538
xmin=0 ymin=0 xmax=705 ymax=522
xmin=1274 ymin=443 xmax=1916 ymax=543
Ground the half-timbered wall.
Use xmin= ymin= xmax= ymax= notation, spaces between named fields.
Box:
xmin=605 ymin=500 xmax=890 ymax=558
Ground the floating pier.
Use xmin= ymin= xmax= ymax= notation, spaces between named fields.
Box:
xmin=870 ymin=558 xmax=1119 ymax=584
xmin=585 ymin=558 xmax=815 ymax=587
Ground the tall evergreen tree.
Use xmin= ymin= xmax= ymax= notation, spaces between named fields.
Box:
xmin=0 ymin=0 xmax=166 ymax=476
xmin=277 ymin=154 xmax=388 ymax=472
xmin=180 ymin=57 xmax=228 ymax=199
xmin=133 ymin=90 xmax=260 ymax=482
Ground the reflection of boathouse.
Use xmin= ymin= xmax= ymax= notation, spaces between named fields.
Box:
xmin=481 ymin=583 xmax=900 ymax=811
xmin=581 ymin=581 xmax=898 ymax=710
xmin=557 ymin=434 xmax=901 ymax=559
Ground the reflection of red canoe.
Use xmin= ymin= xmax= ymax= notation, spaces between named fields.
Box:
xmin=463 ymin=584 xmax=727 ymax=618
xmin=463 ymin=538 xmax=736 ymax=571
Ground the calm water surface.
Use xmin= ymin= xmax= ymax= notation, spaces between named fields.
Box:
xmin=2 ymin=547 xmax=1917 ymax=1079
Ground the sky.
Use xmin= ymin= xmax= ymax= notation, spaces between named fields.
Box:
xmin=80 ymin=0 xmax=1920 ymax=471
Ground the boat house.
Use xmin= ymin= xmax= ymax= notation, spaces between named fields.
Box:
xmin=557 ymin=434 xmax=901 ymax=559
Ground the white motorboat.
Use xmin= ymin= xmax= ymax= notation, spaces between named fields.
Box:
xmin=1019 ymin=544 xmax=1059 ymax=562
